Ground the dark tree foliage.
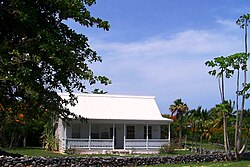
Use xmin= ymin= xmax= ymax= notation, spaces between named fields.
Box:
xmin=0 ymin=0 xmax=111 ymax=146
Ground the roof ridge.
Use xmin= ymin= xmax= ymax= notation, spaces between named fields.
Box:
xmin=59 ymin=93 xmax=155 ymax=99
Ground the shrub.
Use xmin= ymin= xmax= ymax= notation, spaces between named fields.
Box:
xmin=159 ymin=144 xmax=175 ymax=154
xmin=64 ymin=147 xmax=77 ymax=154
xmin=159 ymin=139 xmax=181 ymax=154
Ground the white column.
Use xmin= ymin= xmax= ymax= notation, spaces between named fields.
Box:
xmin=64 ymin=124 xmax=67 ymax=149
xmin=146 ymin=123 xmax=149 ymax=150
xmin=168 ymin=122 xmax=171 ymax=145
xmin=113 ymin=123 xmax=115 ymax=150
xmin=123 ymin=123 xmax=126 ymax=150
xmin=88 ymin=122 xmax=91 ymax=150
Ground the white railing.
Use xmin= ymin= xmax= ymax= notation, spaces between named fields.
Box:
xmin=125 ymin=139 xmax=147 ymax=148
xmin=66 ymin=138 xmax=89 ymax=148
xmin=125 ymin=139 xmax=169 ymax=148
xmin=65 ymin=138 xmax=169 ymax=149
xmin=91 ymin=139 xmax=113 ymax=148
xmin=66 ymin=138 xmax=113 ymax=148
xmin=148 ymin=139 xmax=169 ymax=147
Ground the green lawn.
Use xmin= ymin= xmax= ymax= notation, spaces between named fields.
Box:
xmin=2 ymin=147 xmax=64 ymax=157
xmin=2 ymin=147 xmax=250 ymax=166
xmin=184 ymin=142 xmax=225 ymax=150
xmin=2 ymin=147 xmax=193 ymax=157
xmin=148 ymin=161 xmax=250 ymax=167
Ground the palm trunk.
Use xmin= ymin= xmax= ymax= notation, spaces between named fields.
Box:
xmin=184 ymin=135 xmax=187 ymax=149
xmin=235 ymin=69 xmax=240 ymax=159
xmin=195 ymin=124 xmax=198 ymax=148
xmin=9 ymin=131 xmax=15 ymax=149
xmin=23 ymin=135 xmax=26 ymax=148
xmin=239 ymin=128 xmax=249 ymax=154
xmin=179 ymin=124 xmax=182 ymax=147
xmin=192 ymin=122 xmax=195 ymax=147
xmin=223 ymin=113 xmax=230 ymax=156
xmin=200 ymin=136 xmax=203 ymax=154
xmin=199 ymin=123 xmax=202 ymax=154
xmin=221 ymin=74 xmax=231 ymax=159
xmin=238 ymin=60 xmax=248 ymax=154
xmin=236 ymin=18 xmax=248 ymax=159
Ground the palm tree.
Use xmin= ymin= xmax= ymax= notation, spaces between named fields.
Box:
xmin=169 ymin=99 xmax=188 ymax=146
xmin=210 ymin=101 xmax=234 ymax=152
xmin=198 ymin=107 xmax=210 ymax=153
xmin=186 ymin=109 xmax=197 ymax=147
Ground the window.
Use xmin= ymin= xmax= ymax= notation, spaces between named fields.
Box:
xmin=101 ymin=132 xmax=109 ymax=139
xmin=72 ymin=124 xmax=80 ymax=138
xmin=126 ymin=126 xmax=135 ymax=139
xmin=91 ymin=133 xmax=99 ymax=139
xmin=110 ymin=127 xmax=116 ymax=139
xmin=91 ymin=125 xmax=99 ymax=139
xmin=144 ymin=126 xmax=152 ymax=139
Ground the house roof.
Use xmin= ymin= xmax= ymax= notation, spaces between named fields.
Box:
xmin=60 ymin=93 xmax=172 ymax=123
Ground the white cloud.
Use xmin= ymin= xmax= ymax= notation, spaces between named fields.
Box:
xmin=89 ymin=27 xmax=246 ymax=113
xmin=216 ymin=19 xmax=236 ymax=28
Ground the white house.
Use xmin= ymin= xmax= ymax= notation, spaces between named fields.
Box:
xmin=56 ymin=94 xmax=172 ymax=153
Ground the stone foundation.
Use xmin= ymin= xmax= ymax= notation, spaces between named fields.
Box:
xmin=0 ymin=151 xmax=249 ymax=167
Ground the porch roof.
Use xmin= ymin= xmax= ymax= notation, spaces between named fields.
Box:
xmin=60 ymin=94 xmax=172 ymax=123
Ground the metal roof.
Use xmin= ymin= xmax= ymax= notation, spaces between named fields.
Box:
xmin=60 ymin=93 xmax=172 ymax=123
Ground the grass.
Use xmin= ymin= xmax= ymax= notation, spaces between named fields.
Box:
xmin=161 ymin=149 xmax=192 ymax=156
xmin=147 ymin=161 xmax=250 ymax=167
xmin=2 ymin=147 xmax=250 ymax=166
xmin=184 ymin=142 xmax=225 ymax=150
xmin=2 ymin=147 xmax=192 ymax=157
xmin=2 ymin=147 xmax=64 ymax=157
xmin=0 ymin=141 xmax=229 ymax=158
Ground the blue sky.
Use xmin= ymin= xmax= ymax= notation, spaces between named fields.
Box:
xmin=69 ymin=0 xmax=250 ymax=114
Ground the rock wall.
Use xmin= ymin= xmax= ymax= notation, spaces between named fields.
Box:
xmin=0 ymin=151 xmax=249 ymax=167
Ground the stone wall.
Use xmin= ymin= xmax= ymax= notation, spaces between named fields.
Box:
xmin=0 ymin=151 xmax=249 ymax=167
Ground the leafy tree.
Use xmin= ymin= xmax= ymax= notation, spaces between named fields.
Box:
xmin=205 ymin=56 xmax=233 ymax=158
xmin=242 ymin=109 xmax=250 ymax=141
xmin=169 ymin=99 xmax=188 ymax=146
xmin=187 ymin=107 xmax=210 ymax=151
xmin=196 ymin=107 xmax=209 ymax=151
xmin=206 ymin=107 xmax=224 ymax=143
xmin=162 ymin=114 xmax=178 ymax=140
xmin=206 ymin=52 xmax=250 ymax=160
xmin=235 ymin=14 xmax=250 ymax=159
xmin=0 ymin=0 xmax=111 ymax=147
xmin=186 ymin=109 xmax=197 ymax=147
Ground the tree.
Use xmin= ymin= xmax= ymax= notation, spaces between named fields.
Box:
xmin=242 ymin=109 xmax=250 ymax=142
xmin=206 ymin=53 xmax=250 ymax=159
xmin=186 ymin=109 xmax=196 ymax=147
xmin=205 ymin=56 xmax=233 ymax=158
xmin=206 ymin=107 xmax=224 ymax=143
xmin=169 ymin=99 xmax=188 ymax=146
xmin=0 ymin=0 xmax=111 ymax=147
xmin=195 ymin=107 xmax=209 ymax=152
xmin=235 ymin=14 xmax=250 ymax=159
xmin=187 ymin=107 xmax=210 ymax=151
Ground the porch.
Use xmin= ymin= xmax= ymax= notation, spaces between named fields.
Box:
xmin=60 ymin=120 xmax=171 ymax=151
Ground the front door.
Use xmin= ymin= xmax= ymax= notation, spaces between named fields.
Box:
xmin=110 ymin=124 xmax=124 ymax=149
xmin=116 ymin=124 xmax=124 ymax=149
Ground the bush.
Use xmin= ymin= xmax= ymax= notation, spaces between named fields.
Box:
xmin=64 ymin=147 xmax=77 ymax=154
xmin=159 ymin=139 xmax=181 ymax=154
xmin=159 ymin=144 xmax=175 ymax=154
